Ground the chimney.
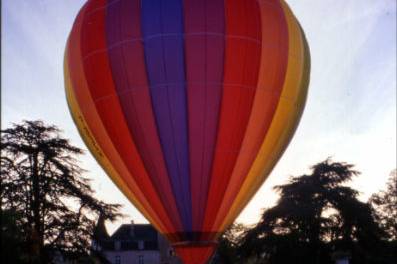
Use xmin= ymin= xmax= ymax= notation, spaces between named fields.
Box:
xmin=129 ymin=220 xmax=135 ymax=237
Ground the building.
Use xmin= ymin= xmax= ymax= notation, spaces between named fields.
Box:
xmin=92 ymin=218 xmax=182 ymax=264
xmin=331 ymin=251 xmax=351 ymax=264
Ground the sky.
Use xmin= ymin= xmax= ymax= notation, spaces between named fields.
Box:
xmin=2 ymin=0 xmax=396 ymax=234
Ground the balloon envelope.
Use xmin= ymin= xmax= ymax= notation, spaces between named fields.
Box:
xmin=65 ymin=0 xmax=310 ymax=263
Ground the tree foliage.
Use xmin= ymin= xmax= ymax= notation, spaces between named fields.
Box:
xmin=237 ymin=159 xmax=389 ymax=264
xmin=370 ymin=169 xmax=397 ymax=240
xmin=0 ymin=120 xmax=121 ymax=263
xmin=215 ymin=223 xmax=248 ymax=264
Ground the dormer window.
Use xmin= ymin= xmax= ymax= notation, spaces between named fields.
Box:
xmin=138 ymin=240 xmax=144 ymax=250
xmin=129 ymin=224 xmax=135 ymax=237
xmin=114 ymin=241 xmax=121 ymax=251
xmin=129 ymin=227 xmax=135 ymax=237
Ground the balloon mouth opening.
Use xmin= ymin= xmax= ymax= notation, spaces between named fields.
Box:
xmin=173 ymin=241 xmax=218 ymax=264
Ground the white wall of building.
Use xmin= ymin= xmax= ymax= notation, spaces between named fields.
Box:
xmin=104 ymin=250 xmax=160 ymax=264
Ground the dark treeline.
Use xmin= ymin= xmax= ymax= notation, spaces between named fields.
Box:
xmin=215 ymin=160 xmax=397 ymax=264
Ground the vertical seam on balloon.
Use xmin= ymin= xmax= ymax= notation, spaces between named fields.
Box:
xmin=209 ymin=0 xmax=227 ymax=237
xmin=180 ymin=0 xmax=193 ymax=234
xmin=182 ymin=0 xmax=192 ymax=233
xmin=198 ymin=0 xmax=208 ymax=233
xmin=200 ymin=0 xmax=227 ymax=233
xmin=159 ymin=0 xmax=189 ymax=233
xmin=183 ymin=0 xmax=201 ymax=234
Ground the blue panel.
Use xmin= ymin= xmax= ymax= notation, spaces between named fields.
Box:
xmin=141 ymin=0 xmax=192 ymax=232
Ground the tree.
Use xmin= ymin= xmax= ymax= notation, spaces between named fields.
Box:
xmin=0 ymin=120 xmax=121 ymax=263
xmin=215 ymin=223 xmax=248 ymax=264
xmin=1 ymin=208 xmax=28 ymax=263
xmin=370 ymin=169 xmax=397 ymax=240
xmin=369 ymin=170 xmax=397 ymax=263
xmin=238 ymin=158 xmax=385 ymax=264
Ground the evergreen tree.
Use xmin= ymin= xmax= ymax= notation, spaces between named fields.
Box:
xmin=370 ymin=169 xmax=397 ymax=240
xmin=238 ymin=159 xmax=385 ymax=264
xmin=1 ymin=120 xmax=121 ymax=263
xmin=369 ymin=170 xmax=397 ymax=262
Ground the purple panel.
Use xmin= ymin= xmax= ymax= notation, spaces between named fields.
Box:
xmin=141 ymin=0 xmax=192 ymax=232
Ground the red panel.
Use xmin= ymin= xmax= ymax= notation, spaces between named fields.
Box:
xmin=203 ymin=0 xmax=262 ymax=231
xmin=77 ymin=0 xmax=178 ymax=238
xmin=183 ymin=0 xmax=225 ymax=231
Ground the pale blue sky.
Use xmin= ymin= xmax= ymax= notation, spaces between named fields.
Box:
xmin=2 ymin=0 xmax=396 ymax=233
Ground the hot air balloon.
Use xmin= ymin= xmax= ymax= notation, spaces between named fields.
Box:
xmin=64 ymin=0 xmax=310 ymax=263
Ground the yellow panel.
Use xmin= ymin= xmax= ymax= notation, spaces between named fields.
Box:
xmin=218 ymin=0 xmax=311 ymax=233
xmin=64 ymin=52 xmax=166 ymax=233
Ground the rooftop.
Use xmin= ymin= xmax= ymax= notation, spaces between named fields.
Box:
xmin=95 ymin=223 xmax=159 ymax=251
